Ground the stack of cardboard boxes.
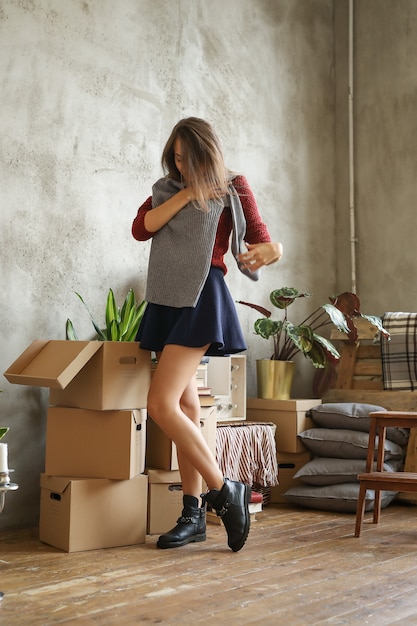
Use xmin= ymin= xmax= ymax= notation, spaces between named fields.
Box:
xmin=5 ymin=346 xmax=247 ymax=548
xmin=5 ymin=340 xmax=151 ymax=552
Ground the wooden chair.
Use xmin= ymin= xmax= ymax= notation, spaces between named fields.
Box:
xmin=355 ymin=411 xmax=417 ymax=537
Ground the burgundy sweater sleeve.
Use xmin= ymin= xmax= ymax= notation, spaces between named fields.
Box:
xmin=132 ymin=196 xmax=154 ymax=241
xmin=132 ymin=177 xmax=271 ymax=276
xmin=233 ymin=175 xmax=271 ymax=243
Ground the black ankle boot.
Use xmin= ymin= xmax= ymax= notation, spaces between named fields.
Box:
xmin=202 ymin=478 xmax=251 ymax=552
xmin=156 ymin=495 xmax=206 ymax=549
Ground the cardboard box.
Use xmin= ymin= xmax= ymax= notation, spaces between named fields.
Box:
xmin=4 ymin=340 xmax=151 ymax=410
xmin=146 ymin=469 xmax=186 ymax=535
xmin=39 ymin=473 xmax=148 ymax=552
xmin=146 ymin=417 xmax=178 ymax=471
xmin=146 ymin=405 xmax=217 ymax=471
xmin=45 ymin=407 xmax=146 ymax=479
xmin=246 ymin=397 xmax=320 ymax=453
xmin=270 ymin=451 xmax=311 ymax=503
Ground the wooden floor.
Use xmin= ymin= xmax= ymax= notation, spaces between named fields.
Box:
xmin=2 ymin=502 xmax=417 ymax=625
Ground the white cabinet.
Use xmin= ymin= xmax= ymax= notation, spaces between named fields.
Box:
xmin=207 ymin=355 xmax=246 ymax=422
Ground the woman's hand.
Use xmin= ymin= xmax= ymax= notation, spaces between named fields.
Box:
xmin=144 ymin=188 xmax=194 ymax=233
xmin=238 ymin=242 xmax=283 ymax=271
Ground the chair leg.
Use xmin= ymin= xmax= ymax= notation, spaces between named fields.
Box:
xmin=373 ymin=488 xmax=382 ymax=524
xmin=355 ymin=483 xmax=367 ymax=537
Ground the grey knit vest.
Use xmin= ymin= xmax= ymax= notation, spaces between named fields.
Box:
xmin=145 ymin=177 xmax=259 ymax=308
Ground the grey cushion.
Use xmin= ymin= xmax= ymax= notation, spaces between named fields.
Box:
xmin=284 ymin=483 xmax=397 ymax=513
xmin=298 ymin=428 xmax=405 ymax=461
xmin=307 ymin=403 xmax=409 ymax=447
xmin=294 ymin=457 xmax=403 ymax=486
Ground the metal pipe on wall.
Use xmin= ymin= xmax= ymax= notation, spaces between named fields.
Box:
xmin=348 ymin=0 xmax=357 ymax=293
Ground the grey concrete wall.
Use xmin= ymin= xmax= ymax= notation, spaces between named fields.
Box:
xmin=335 ymin=0 xmax=417 ymax=315
xmin=353 ymin=0 xmax=417 ymax=313
xmin=1 ymin=0 xmax=336 ymax=528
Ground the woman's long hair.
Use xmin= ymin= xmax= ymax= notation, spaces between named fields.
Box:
xmin=161 ymin=117 xmax=229 ymax=211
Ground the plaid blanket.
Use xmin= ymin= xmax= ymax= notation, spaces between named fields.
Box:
xmin=381 ymin=312 xmax=417 ymax=390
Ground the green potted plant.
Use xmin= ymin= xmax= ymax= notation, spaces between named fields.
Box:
xmin=66 ymin=288 xmax=146 ymax=342
xmin=238 ymin=288 xmax=389 ymax=400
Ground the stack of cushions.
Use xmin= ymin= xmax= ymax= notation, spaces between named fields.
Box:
xmin=284 ymin=403 xmax=410 ymax=513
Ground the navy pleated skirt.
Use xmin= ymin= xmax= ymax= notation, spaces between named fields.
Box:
xmin=136 ymin=267 xmax=247 ymax=356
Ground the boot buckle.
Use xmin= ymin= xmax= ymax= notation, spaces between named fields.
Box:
xmin=216 ymin=503 xmax=229 ymax=517
xmin=178 ymin=515 xmax=194 ymax=524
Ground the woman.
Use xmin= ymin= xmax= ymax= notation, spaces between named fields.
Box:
xmin=132 ymin=117 xmax=282 ymax=552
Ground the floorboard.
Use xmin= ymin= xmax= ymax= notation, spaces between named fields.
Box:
xmin=1 ymin=502 xmax=417 ymax=625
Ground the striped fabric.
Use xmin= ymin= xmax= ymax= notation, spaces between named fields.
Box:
xmin=381 ymin=312 xmax=417 ymax=390
xmin=216 ymin=422 xmax=279 ymax=487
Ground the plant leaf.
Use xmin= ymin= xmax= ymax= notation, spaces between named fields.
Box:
xmin=321 ymin=303 xmax=351 ymax=334
xmin=120 ymin=307 xmax=136 ymax=338
xmin=360 ymin=314 xmax=390 ymax=338
xmin=237 ymin=300 xmax=271 ymax=318
xmin=330 ymin=292 xmax=361 ymax=317
xmin=65 ymin=319 xmax=79 ymax=341
xmin=0 ymin=427 xmax=9 ymax=440
xmin=99 ymin=327 xmax=110 ymax=340
xmin=121 ymin=289 xmax=135 ymax=323
xmin=123 ymin=301 xmax=147 ymax=341
xmin=254 ymin=318 xmax=282 ymax=339
xmin=75 ymin=292 xmax=107 ymax=340
xmin=304 ymin=342 xmax=327 ymax=368
xmin=285 ymin=323 xmax=315 ymax=353
xmin=313 ymin=334 xmax=341 ymax=360
xmin=120 ymin=292 xmax=138 ymax=337
xmin=304 ymin=336 xmax=340 ymax=369
xmin=109 ymin=319 xmax=120 ymax=341
xmin=270 ymin=288 xmax=311 ymax=310
xmin=105 ymin=289 xmax=118 ymax=333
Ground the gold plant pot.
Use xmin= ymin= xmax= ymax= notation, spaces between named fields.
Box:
xmin=256 ymin=359 xmax=294 ymax=400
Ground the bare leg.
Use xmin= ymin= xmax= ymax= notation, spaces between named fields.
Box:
xmin=177 ymin=376 xmax=205 ymax=499
xmin=147 ymin=344 xmax=223 ymax=491
xmin=154 ymin=350 xmax=203 ymax=498
xmin=150 ymin=344 xmax=250 ymax=552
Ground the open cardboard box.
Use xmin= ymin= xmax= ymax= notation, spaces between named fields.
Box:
xmin=39 ymin=473 xmax=148 ymax=552
xmin=45 ymin=408 xmax=147 ymax=479
xmin=4 ymin=340 xmax=151 ymax=410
